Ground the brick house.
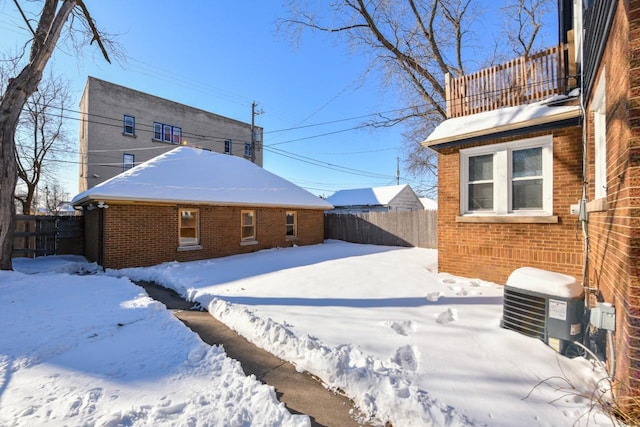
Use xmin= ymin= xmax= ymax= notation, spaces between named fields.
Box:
xmin=421 ymin=0 xmax=639 ymax=416
xmin=71 ymin=146 xmax=332 ymax=269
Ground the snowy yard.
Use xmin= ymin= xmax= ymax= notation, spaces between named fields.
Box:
xmin=1 ymin=241 xmax=616 ymax=426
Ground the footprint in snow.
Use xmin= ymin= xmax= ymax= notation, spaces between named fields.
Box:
xmin=385 ymin=320 xmax=416 ymax=336
xmin=436 ymin=308 xmax=458 ymax=324
xmin=448 ymin=285 xmax=468 ymax=296
xmin=426 ymin=291 xmax=442 ymax=302
xmin=441 ymin=277 xmax=456 ymax=284
xmin=392 ymin=345 xmax=419 ymax=372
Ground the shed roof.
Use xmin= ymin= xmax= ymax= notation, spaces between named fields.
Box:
xmin=327 ymin=184 xmax=412 ymax=207
xmin=72 ymin=146 xmax=332 ymax=210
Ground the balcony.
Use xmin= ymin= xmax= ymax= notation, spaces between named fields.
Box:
xmin=445 ymin=43 xmax=574 ymax=118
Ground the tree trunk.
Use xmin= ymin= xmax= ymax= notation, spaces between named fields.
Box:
xmin=0 ymin=0 xmax=77 ymax=270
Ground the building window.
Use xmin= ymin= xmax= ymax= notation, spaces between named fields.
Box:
xmin=244 ymin=143 xmax=252 ymax=158
xmin=179 ymin=209 xmax=199 ymax=246
xmin=225 ymin=139 xmax=232 ymax=154
xmin=460 ymin=135 xmax=553 ymax=215
xmin=241 ymin=210 xmax=255 ymax=241
xmin=153 ymin=122 xmax=182 ymax=144
xmin=123 ymin=115 xmax=135 ymax=136
xmin=153 ymin=122 xmax=162 ymax=140
xmin=123 ymin=153 xmax=135 ymax=171
xmin=285 ymin=211 xmax=297 ymax=238
xmin=592 ymin=72 xmax=607 ymax=200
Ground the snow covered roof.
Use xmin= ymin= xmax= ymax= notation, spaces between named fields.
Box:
xmin=422 ymin=95 xmax=582 ymax=148
xmin=327 ymin=184 xmax=411 ymax=207
xmin=72 ymin=146 xmax=333 ymax=210
xmin=419 ymin=197 xmax=437 ymax=210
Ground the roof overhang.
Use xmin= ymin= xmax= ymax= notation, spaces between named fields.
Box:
xmin=421 ymin=105 xmax=582 ymax=151
xmin=72 ymin=195 xmax=333 ymax=211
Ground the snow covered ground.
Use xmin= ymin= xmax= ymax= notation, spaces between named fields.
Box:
xmin=2 ymin=242 xmax=617 ymax=426
xmin=0 ymin=256 xmax=309 ymax=427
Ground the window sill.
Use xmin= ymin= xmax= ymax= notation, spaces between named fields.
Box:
xmin=177 ymin=245 xmax=202 ymax=252
xmin=456 ymin=215 xmax=559 ymax=224
xmin=240 ymin=240 xmax=258 ymax=246
xmin=587 ymin=197 xmax=608 ymax=212
xmin=122 ymin=133 xmax=137 ymax=138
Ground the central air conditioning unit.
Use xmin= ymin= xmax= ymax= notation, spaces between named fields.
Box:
xmin=502 ymin=267 xmax=584 ymax=356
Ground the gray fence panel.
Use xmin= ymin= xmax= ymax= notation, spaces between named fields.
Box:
xmin=324 ymin=210 xmax=437 ymax=248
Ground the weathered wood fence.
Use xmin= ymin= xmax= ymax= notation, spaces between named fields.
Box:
xmin=13 ymin=215 xmax=83 ymax=258
xmin=324 ymin=210 xmax=437 ymax=248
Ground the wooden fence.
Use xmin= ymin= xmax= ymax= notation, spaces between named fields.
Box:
xmin=324 ymin=210 xmax=437 ymax=248
xmin=13 ymin=215 xmax=83 ymax=258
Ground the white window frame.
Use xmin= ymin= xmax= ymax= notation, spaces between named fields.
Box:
xmin=153 ymin=122 xmax=162 ymax=140
xmin=244 ymin=143 xmax=252 ymax=158
xmin=123 ymin=153 xmax=135 ymax=171
xmin=592 ymin=71 xmax=607 ymax=200
xmin=224 ymin=139 xmax=232 ymax=154
xmin=123 ymin=115 xmax=135 ymax=136
xmin=172 ymin=127 xmax=182 ymax=145
xmin=460 ymin=135 xmax=553 ymax=216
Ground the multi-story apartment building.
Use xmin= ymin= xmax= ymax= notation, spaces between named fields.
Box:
xmin=78 ymin=77 xmax=263 ymax=191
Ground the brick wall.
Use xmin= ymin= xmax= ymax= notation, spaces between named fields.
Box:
xmin=92 ymin=203 xmax=325 ymax=269
xmin=585 ymin=0 xmax=640 ymax=413
xmin=437 ymin=126 xmax=584 ymax=285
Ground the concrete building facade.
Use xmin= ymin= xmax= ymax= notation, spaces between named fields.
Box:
xmin=78 ymin=77 xmax=263 ymax=191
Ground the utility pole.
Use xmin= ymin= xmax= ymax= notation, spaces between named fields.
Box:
xmin=251 ymin=101 xmax=256 ymax=163
xmin=250 ymin=101 xmax=263 ymax=164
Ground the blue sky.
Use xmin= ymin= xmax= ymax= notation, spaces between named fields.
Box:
xmin=0 ymin=1 xmax=556 ymax=199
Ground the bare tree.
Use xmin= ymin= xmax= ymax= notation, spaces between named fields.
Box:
xmin=280 ymin=0 xmax=554 ymax=193
xmin=0 ymin=0 xmax=112 ymax=270
xmin=12 ymin=72 xmax=73 ymax=215
xmin=42 ymin=181 xmax=68 ymax=215
xmin=501 ymin=0 xmax=555 ymax=57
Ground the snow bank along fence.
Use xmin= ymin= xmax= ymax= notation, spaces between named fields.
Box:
xmin=324 ymin=210 xmax=437 ymax=248
xmin=13 ymin=215 xmax=83 ymax=258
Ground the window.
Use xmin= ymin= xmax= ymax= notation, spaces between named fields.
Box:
xmin=123 ymin=153 xmax=135 ymax=171
xmin=285 ymin=211 xmax=297 ymax=238
xmin=460 ymin=136 xmax=553 ymax=215
xmin=153 ymin=122 xmax=162 ymax=140
xmin=179 ymin=209 xmax=199 ymax=246
xmin=241 ymin=210 xmax=255 ymax=241
xmin=244 ymin=143 xmax=252 ymax=158
xmin=153 ymin=122 xmax=182 ymax=144
xmin=592 ymin=72 xmax=607 ymax=200
xmin=123 ymin=115 xmax=135 ymax=136
xmin=225 ymin=139 xmax=232 ymax=154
